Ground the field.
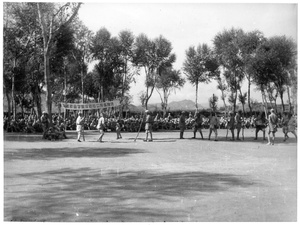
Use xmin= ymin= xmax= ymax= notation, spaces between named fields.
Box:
xmin=3 ymin=128 xmax=297 ymax=222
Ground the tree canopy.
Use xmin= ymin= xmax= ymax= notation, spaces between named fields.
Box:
xmin=3 ymin=2 xmax=298 ymax=121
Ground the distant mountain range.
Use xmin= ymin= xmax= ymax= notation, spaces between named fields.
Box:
xmin=128 ymin=99 xmax=210 ymax=112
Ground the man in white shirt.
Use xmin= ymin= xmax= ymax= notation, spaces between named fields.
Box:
xmin=76 ymin=112 xmax=85 ymax=142
xmin=97 ymin=113 xmax=105 ymax=142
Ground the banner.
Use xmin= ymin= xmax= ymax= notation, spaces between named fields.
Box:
xmin=61 ymin=100 xmax=120 ymax=110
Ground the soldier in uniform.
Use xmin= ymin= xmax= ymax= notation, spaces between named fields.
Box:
xmin=41 ymin=111 xmax=49 ymax=139
xmin=235 ymin=110 xmax=242 ymax=140
xmin=179 ymin=111 xmax=186 ymax=139
xmin=227 ymin=111 xmax=235 ymax=141
xmin=192 ymin=112 xmax=204 ymax=139
xmin=267 ymin=109 xmax=278 ymax=145
xmin=208 ymin=112 xmax=219 ymax=141
xmin=253 ymin=111 xmax=267 ymax=141
xmin=144 ymin=110 xmax=153 ymax=142
xmin=284 ymin=113 xmax=297 ymax=142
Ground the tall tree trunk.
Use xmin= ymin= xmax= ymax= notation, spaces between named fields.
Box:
xmin=233 ymin=90 xmax=238 ymax=113
xmin=37 ymin=3 xmax=52 ymax=126
xmin=261 ymin=90 xmax=268 ymax=119
xmin=64 ymin=67 xmax=67 ymax=120
xmin=279 ymin=91 xmax=285 ymax=113
xmin=32 ymin=84 xmax=42 ymax=119
xmin=222 ymin=97 xmax=227 ymax=111
xmin=21 ymin=102 xmax=24 ymax=117
xmin=31 ymin=107 xmax=36 ymax=116
xmin=12 ymin=59 xmax=16 ymax=119
xmin=268 ymin=96 xmax=274 ymax=109
xmin=247 ymin=77 xmax=252 ymax=113
xmin=6 ymin=91 xmax=11 ymax=122
xmin=120 ymin=61 xmax=127 ymax=118
xmin=144 ymin=68 xmax=155 ymax=110
xmin=195 ymin=82 xmax=198 ymax=110
xmin=220 ymin=88 xmax=227 ymax=111
xmin=286 ymin=86 xmax=292 ymax=113
xmin=164 ymin=94 xmax=168 ymax=118
xmin=163 ymin=89 xmax=168 ymax=117
xmin=81 ymin=67 xmax=84 ymax=103
xmin=145 ymin=99 xmax=148 ymax=110
xmin=100 ymin=83 xmax=104 ymax=102
xmin=145 ymin=83 xmax=155 ymax=110
xmin=36 ymin=90 xmax=42 ymax=119
xmin=145 ymin=87 xmax=149 ymax=110
xmin=242 ymin=103 xmax=245 ymax=115
xmin=233 ymin=71 xmax=238 ymax=113
xmin=44 ymin=51 xmax=53 ymax=126
xmin=238 ymin=88 xmax=245 ymax=115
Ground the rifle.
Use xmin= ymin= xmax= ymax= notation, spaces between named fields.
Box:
xmin=82 ymin=126 xmax=85 ymax=141
xmin=225 ymin=124 xmax=229 ymax=140
xmin=134 ymin=111 xmax=145 ymax=142
xmin=225 ymin=112 xmax=229 ymax=140
xmin=242 ymin=118 xmax=245 ymax=140
xmin=82 ymin=117 xmax=85 ymax=141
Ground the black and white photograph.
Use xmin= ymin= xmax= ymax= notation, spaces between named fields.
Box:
xmin=2 ymin=0 xmax=298 ymax=222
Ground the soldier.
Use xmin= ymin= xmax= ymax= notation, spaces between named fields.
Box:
xmin=284 ymin=113 xmax=297 ymax=142
xmin=267 ymin=109 xmax=278 ymax=145
xmin=144 ymin=110 xmax=153 ymax=142
xmin=40 ymin=111 xmax=49 ymax=139
xmin=281 ymin=112 xmax=290 ymax=141
xmin=192 ymin=112 xmax=203 ymax=139
xmin=227 ymin=111 xmax=235 ymax=141
xmin=208 ymin=112 xmax=219 ymax=141
xmin=254 ymin=111 xmax=267 ymax=141
xmin=235 ymin=110 xmax=242 ymax=140
xmin=116 ymin=117 xmax=122 ymax=139
xmin=179 ymin=111 xmax=186 ymax=139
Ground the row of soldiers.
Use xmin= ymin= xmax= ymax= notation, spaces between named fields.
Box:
xmin=146 ymin=109 xmax=297 ymax=145
xmin=40 ymin=108 xmax=297 ymax=145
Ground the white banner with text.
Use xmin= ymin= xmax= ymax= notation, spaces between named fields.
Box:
xmin=61 ymin=100 xmax=120 ymax=110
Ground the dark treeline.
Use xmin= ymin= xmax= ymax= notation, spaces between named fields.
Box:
xmin=4 ymin=2 xmax=297 ymax=128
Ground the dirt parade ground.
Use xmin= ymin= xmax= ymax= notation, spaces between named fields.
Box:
xmin=3 ymin=128 xmax=297 ymax=222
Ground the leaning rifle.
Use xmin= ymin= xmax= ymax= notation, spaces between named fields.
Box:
xmin=134 ymin=111 xmax=145 ymax=142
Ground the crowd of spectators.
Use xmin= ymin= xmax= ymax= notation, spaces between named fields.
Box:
xmin=4 ymin=110 xmax=293 ymax=136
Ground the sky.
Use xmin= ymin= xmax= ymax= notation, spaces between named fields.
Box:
xmin=78 ymin=1 xmax=297 ymax=106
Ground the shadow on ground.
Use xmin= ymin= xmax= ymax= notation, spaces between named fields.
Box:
xmin=4 ymin=147 xmax=146 ymax=161
xmin=4 ymin=167 xmax=257 ymax=222
xmin=3 ymin=131 xmax=98 ymax=142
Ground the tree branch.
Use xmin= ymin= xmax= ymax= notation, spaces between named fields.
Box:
xmin=62 ymin=3 xmax=82 ymax=27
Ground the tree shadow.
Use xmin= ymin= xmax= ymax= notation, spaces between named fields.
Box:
xmin=4 ymin=133 xmax=46 ymax=142
xmin=3 ymin=131 xmax=98 ymax=142
xmin=5 ymin=168 xmax=258 ymax=222
xmin=4 ymin=147 xmax=146 ymax=161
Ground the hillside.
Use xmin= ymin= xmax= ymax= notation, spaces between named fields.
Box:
xmin=140 ymin=99 xmax=209 ymax=112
